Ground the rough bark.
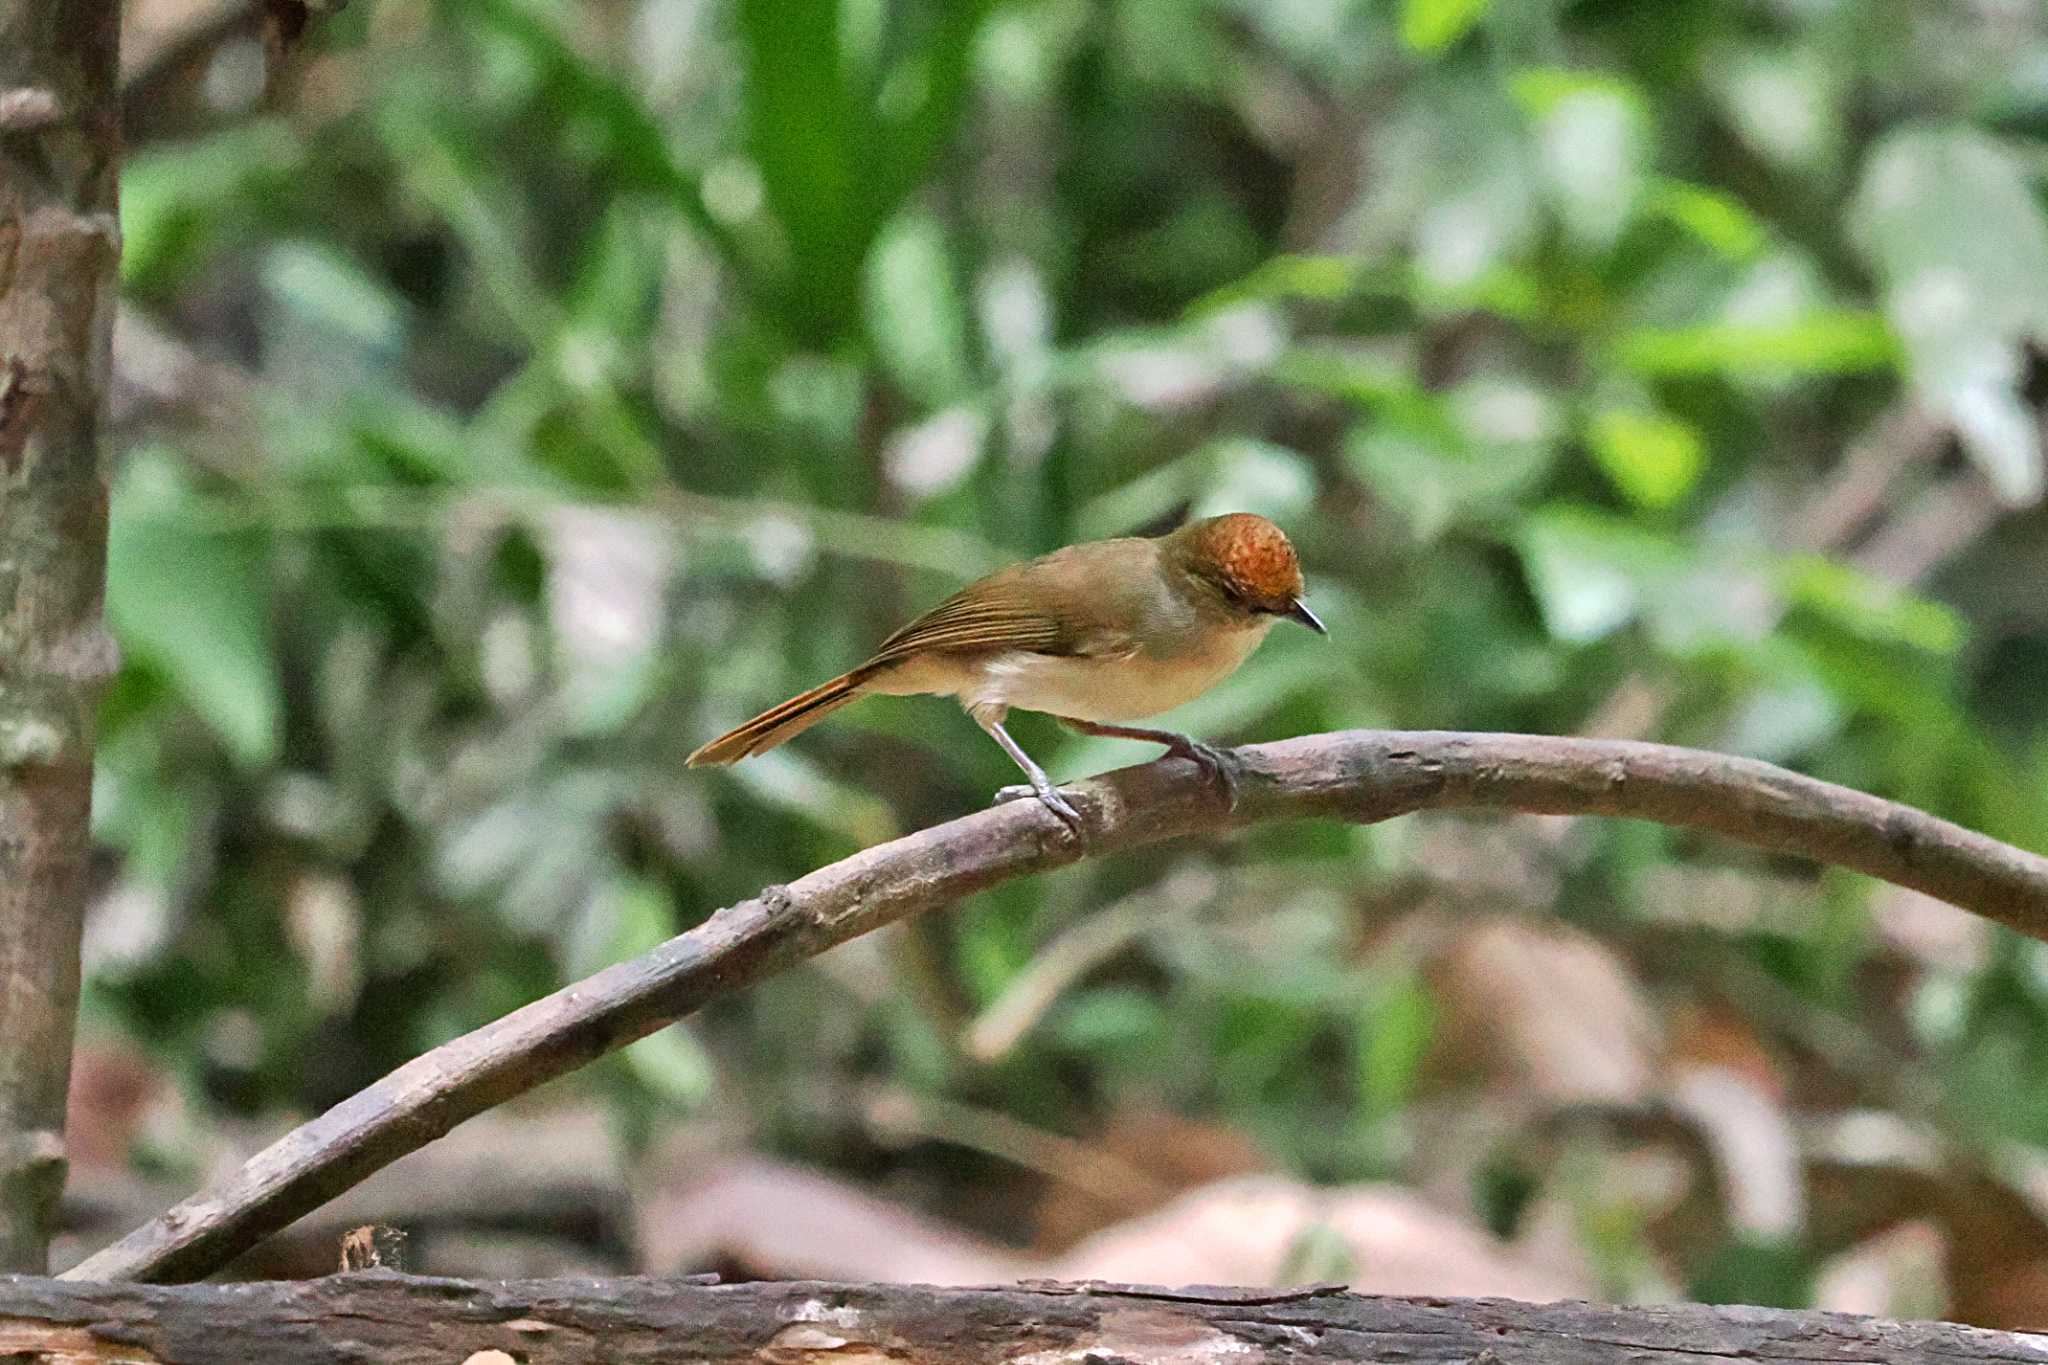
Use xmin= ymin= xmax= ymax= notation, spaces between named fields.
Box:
xmin=1 ymin=1273 xmax=2044 ymax=1363
xmin=64 ymin=730 xmax=2048 ymax=1285
xmin=0 ymin=2 xmax=123 ymax=1275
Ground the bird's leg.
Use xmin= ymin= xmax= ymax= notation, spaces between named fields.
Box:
xmin=1057 ymin=717 xmax=1245 ymax=809
xmin=976 ymin=711 xmax=1085 ymax=838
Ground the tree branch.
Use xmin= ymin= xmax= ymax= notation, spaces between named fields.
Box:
xmin=67 ymin=730 xmax=2048 ymax=1284
xmin=3 ymin=1272 xmax=2041 ymax=1363
xmin=0 ymin=0 xmax=124 ymax=1274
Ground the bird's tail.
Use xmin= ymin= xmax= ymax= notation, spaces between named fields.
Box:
xmin=686 ymin=666 xmax=874 ymax=766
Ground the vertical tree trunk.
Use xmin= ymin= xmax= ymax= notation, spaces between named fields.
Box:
xmin=0 ymin=3 xmax=123 ymax=1274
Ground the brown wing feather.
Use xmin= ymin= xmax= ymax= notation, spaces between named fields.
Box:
xmin=871 ymin=540 xmax=1145 ymax=664
xmin=873 ymin=594 xmax=1070 ymax=659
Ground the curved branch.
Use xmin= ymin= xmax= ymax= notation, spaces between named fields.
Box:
xmin=67 ymin=730 xmax=2048 ymax=1284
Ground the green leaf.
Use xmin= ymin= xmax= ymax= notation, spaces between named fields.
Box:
xmin=1780 ymin=557 xmax=1966 ymax=655
xmin=1194 ymin=255 xmax=1371 ymax=314
xmin=1646 ymin=179 xmax=1766 ymax=261
xmin=1193 ymin=439 xmax=1320 ymax=524
xmin=1518 ymin=505 xmax=1687 ymax=643
xmin=737 ymin=0 xmax=994 ymax=342
xmin=1277 ymin=348 xmax=1463 ymax=444
xmin=1074 ymin=438 xmax=1312 ymax=540
xmin=1708 ymin=44 xmax=1841 ymax=174
xmin=373 ymin=79 xmax=559 ymax=343
xmin=1512 ymin=70 xmax=1649 ymax=250
xmin=1510 ymin=69 xmax=1639 ymax=117
xmin=738 ymin=0 xmax=859 ymax=333
xmin=624 ymin=1025 xmax=717 ymax=1105
xmin=719 ymin=747 xmax=900 ymax=847
xmin=1380 ymin=74 xmax=1538 ymax=288
xmin=1720 ymin=678 xmax=1843 ymax=764
xmin=599 ymin=875 xmax=677 ymax=960
xmin=91 ymin=725 xmax=197 ymax=887
xmin=1053 ymin=989 xmax=1166 ymax=1053
xmin=1613 ymin=311 xmax=1899 ymax=377
xmin=1689 ymin=1236 xmax=1815 ymax=1310
xmin=1401 ymin=0 xmax=1492 ymax=55
xmin=1279 ymin=1221 xmax=1358 ymax=1284
xmin=869 ymin=2 xmax=996 ymax=216
xmin=120 ymin=121 xmax=301 ymax=294
xmin=106 ymin=452 xmax=281 ymax=767
xmin=1851 ymin=126 xmax=2048 ymax=503
xmin=866 ymin=212 xmax=970 ymax=404
xmin=1356 ymin=974 xmax=1435 ymax=1114
xmin=566 ymin=204 xmax=662 ymax=342
xmin=470 ymin=0 xmax=745 ymax=281
xmin=262 ymin=242 xmax=405 ymax=354
xmin=1587 ymin=408 xmax=1704 ymax=509
xmin=1344 ymin=377 xmax=1560 ymax=541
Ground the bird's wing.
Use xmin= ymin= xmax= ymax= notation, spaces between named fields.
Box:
xmin=869 ymin=542 xmax=1144 ymax=663
xmin=873 ymin=595 xmax=1071 ymax=658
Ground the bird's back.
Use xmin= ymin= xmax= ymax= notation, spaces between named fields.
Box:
xmin=873 ymin=536 xmax=1166 ymax=664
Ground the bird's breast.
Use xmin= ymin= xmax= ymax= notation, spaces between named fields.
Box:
xmin=967 ymin=620 xmax=1271 ymax=722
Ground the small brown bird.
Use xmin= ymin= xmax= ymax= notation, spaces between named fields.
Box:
xmin=686 ymin=512 xmax=1325 ymax=832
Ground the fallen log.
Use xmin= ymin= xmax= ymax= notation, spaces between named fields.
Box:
xmin=0 ymin=1274 xmax=2035 ymax=1364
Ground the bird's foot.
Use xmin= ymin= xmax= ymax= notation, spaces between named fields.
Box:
xmin=1167 ymin=738 xmax=1245 ymax=810
xmin=992 ymin=779 xmax=1086 ymax=841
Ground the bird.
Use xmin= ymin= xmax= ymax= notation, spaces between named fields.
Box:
xmin=685 ymin=512 xmax=1326 ymax=834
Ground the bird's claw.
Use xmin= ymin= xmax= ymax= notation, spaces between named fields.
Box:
xmin=992 ymin=781 xmax=1086 ymax=841
xmin=1172 ymin=739 xmax=1245 ymax=810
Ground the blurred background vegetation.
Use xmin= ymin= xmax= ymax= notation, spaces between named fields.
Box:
xmin=75 ymin=0 xmax=2048 ymax=1322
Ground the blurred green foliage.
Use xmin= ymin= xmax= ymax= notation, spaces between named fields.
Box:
xmin=96 ymin=0 xmax=2048 ymax=1305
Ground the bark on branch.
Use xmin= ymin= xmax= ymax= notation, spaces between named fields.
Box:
xmin=68 ymin=730 xmax=2048 ymax=1285
xmin=1 ymin=1272 xmax=2040 ymax=1363
xmin=0 ymin=0 xmax=123 ymax=1275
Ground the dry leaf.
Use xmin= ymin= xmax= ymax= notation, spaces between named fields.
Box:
xmin=1050 ymin=1175 xmax=1590 ymax=1300
xmin=636 ymin=1154 xmax=1029 ymax=1283
xmin=1426 ymin=916 xmax=1660 ymax=1104
xmin=1033 ymin=1108 xmax=1267 ymax=1251
xmin=63 ymin=1037 xmax=163 ymax=1171
xmin=1813 ymin=1219 xmax=1948 ymax=1320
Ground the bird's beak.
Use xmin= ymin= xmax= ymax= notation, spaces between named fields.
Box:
xmin=1286 ymin=598 xmax=1327 ymax=635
